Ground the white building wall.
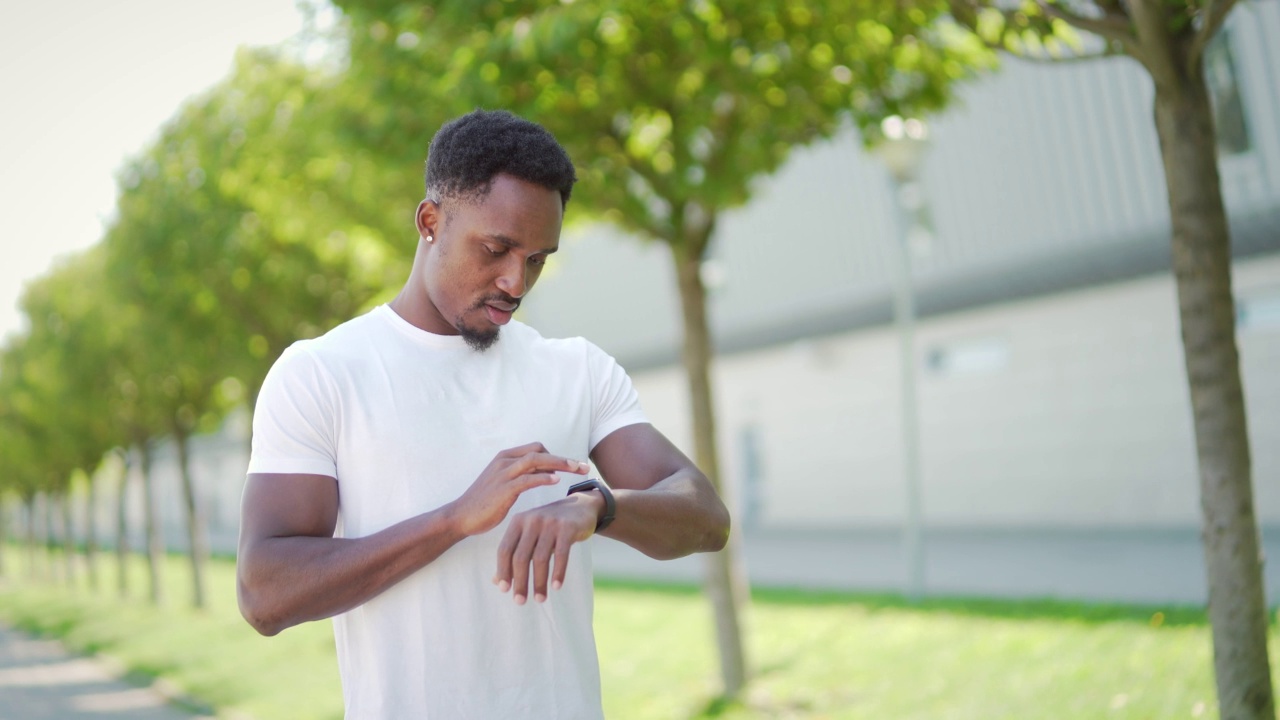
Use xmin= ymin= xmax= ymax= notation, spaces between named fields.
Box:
xmin=631 ymin=253 xmax=1280 ymax=532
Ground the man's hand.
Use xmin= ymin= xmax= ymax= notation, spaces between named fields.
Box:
xmin=493 ymin=490 xmax=604 ymax=604
xmin=447 ymin=442 xmax=589 ymax=538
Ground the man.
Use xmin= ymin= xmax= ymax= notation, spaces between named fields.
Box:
xmin=236 ymin=109 xmax=730 ymax=718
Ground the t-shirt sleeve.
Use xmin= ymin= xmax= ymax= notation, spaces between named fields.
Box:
xmin=247 ymin=343 xmax=339 ymax=478
xmin=585 ymin=340 xmax=649 ymax=451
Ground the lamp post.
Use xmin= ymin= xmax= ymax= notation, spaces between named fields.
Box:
xmin=876 ymin=115 xmax=930 ymax=602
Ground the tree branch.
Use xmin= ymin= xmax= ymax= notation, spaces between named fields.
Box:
xmin=1009 ymin=46 xmax=1125 ymax=64
xmin=1037 ymin=1 xmax=1136 ymax=50
xmin=1188 ymin=0 xmax=1240 ymax=70
xmin=975 ymin=33 xmax=1126 ymax=63
xmin=1127 ymin=0 xmax=1182 ymax=89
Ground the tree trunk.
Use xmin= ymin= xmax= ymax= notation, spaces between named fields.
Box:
xmin=43 ymin=493 xmax=58 ymax=583
xmin=175 ymin=430 xmax=208 ymax=609
xmin=140 ymin=442 xmax=165 ymax=606
xmin=86 ymin=472 xmax=99 ymax=592
xmin=24 ymin=497 xmax=37 ymax=579
xmin=60 ymin=491 xmax=76 ymax=589
xmin=117 ymin=450 xmax=132 ymax=598
xmin=0 ymin=498 xmax=6 ymax=578
xmin=670 ymin=237 xmax=749 ymax=698
xmin=1151 ymin=50 xmax=1275 ymax=720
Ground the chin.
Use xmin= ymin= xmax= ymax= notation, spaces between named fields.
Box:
xmin=458 ymin=322 xmax=500 ymax=352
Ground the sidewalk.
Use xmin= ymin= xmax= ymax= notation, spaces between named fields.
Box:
xmin=0 ymin=623 xmax=206 ymax=720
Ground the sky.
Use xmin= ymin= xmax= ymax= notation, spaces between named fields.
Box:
xmin=0 ymin=0 xmax=314 ymax=344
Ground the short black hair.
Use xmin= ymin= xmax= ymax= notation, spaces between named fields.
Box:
xmin=424 ymin=109 xmax=576 ymax=208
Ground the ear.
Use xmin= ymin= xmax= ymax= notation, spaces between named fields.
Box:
xmin=415 ymin=199 xmax=441 ymax=240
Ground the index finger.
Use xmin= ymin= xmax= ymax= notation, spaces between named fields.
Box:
xmin=510 ymin=453 xmax=589 ymax=478
xmin=499 ymin=442 xmax=548 ymax=458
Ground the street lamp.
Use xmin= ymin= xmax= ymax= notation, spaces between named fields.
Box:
xmin=875 ymin=115 xmax=930 ymax=602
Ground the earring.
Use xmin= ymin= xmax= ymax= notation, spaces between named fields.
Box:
xmin=425 ymin=235 xmax=434 ymax=243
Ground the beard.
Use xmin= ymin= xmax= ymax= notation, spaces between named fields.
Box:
xmin=458 ymin=322 xmax=499 ymax=352
xmin=455 ymin=293 xmax=520 ymax=352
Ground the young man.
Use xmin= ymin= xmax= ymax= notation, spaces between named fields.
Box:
xmin=236 ymin=110 xmax=730 ymax=718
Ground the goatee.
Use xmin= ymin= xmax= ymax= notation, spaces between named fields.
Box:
xmin=459 ymin=323 xmax=499 ymax=352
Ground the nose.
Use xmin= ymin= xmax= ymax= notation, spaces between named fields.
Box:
xmin=495 ymin=257 xmax=528 ymax=298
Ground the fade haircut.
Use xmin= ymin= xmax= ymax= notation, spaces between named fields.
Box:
xmin=424 ymin=109 xmax=577 ymax=209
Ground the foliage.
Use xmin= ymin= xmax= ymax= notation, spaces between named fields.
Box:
xmin=1 ymin=251 xmax=123 ymax=499
xmin=0 ymin=348 xmax=45 ymax=505
xmin=104 ymin=48 xmax=405 ymax=416
xmin=335 ymin=0 xmax=993 ymax=249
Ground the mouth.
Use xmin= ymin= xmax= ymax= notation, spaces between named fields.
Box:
xmin=482 ymin=298 xmax=519 ymax=326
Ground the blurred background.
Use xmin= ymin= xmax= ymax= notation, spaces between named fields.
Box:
xmin=1 ymin=0 xmax=1278 ymax=718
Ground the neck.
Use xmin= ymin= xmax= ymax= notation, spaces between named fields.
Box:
xmin=389 ymin=240 xmax=455 ymax=335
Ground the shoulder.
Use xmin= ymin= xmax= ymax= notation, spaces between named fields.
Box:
xmin=260 ymin=310 xmax=390 ymax=399
xmin=278 ymin=308 xmax=386 ymax=368
xmin=504 ymin=321 xmax=615 ymax=367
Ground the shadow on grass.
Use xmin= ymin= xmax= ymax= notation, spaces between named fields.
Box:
xmin=694 ymin=688 xmax=816 ymax=719
xmin=592 ymin=577 xmax=1229 ymax=628
xmin=696 ymin=693 xmax=744 ymax=717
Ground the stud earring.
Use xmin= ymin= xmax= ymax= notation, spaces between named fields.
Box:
xmin=425 ymin=235 xmax=434 ymax=243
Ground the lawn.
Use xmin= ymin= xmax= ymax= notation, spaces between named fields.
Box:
xmin=0 ymin=546 xmax=1272 ymax=719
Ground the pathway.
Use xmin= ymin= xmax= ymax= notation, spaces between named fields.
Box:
xmin=0 ymin=623 xmax=205 ymax=720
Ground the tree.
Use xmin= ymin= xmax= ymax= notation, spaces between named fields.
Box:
xmin=0 ymin=363 xmax=46 ymax=578
xmin=944 ymin=0 xmax=1272 ymax=715
xmin=6 ymin=253 xmax=127 ymax=589
xmin=104 ymin=48 xmax=408 ymax=609
xmin=101 ymin=297 xmax=171 ymax=606
xmin=333 ymin=0 xmax=990 ymax=696
xmin=106 ymin=163 xmax=227 ymax=610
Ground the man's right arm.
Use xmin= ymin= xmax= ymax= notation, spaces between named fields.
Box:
xmin=236 ymin=472 xmax=466 ymax=636
xmin=236 ymin=444 xmax=588 ymax=636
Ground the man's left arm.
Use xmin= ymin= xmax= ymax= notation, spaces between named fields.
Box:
xmin=590 ymin=423 xmax=729 ymax=559
xmin=493 ymin=423 xmax=729 ymax=604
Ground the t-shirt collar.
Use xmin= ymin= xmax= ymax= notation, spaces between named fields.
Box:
xmin=375 ymin=304 xmax=474 ymax=350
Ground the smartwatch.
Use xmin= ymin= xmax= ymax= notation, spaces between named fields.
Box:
xmin=567 ymin=478 xmax=615 ymax=533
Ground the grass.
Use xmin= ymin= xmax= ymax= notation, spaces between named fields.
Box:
xmin=0 ymin=546 xmax=1274 ymax=719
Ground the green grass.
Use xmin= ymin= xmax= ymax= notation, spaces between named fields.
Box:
xmin=0 ymin=546 xmax=1274 ymax=719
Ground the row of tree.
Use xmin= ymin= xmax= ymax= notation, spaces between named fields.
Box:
xmin=0 ymin=49 xmax=410 ymax=608
xmin=0 ymin=0 xmax=1269 ymax=715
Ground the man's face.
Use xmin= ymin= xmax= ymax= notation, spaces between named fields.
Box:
xmin=417 ymin=173 xmax=563 ymax=350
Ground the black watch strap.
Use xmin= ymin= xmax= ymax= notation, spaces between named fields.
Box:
xmin=567 ymin=478 xmax=615 ymax=533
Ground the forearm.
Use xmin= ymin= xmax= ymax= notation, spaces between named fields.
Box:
xmin=237 ymin=504 xmax=466 ymax=636
xmin=601 ymin=470 xmax=730 ymax=560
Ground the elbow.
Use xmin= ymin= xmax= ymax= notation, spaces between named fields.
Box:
xmin=646 ymin=509 xmax=727 ymax=560
xmin=237 ymin=575 xmax=286 ymax=637
xmin=688 ymin=475 xmax=730 ymax=555
xmin=652 ymin=496 xmax=728 ymax=559
xmin=704 ymin=501 xmax=730 ymax=553
xmin=689 ymin=470 xmax=730 ymax=554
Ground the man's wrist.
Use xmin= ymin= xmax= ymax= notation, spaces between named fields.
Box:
xmin=438 ymin=500 xmax=481 ymax=540
xmin=567 ymin=478 xmax=616 ymax=532
xmin=575 ymin=489 xmax=606 ymax=524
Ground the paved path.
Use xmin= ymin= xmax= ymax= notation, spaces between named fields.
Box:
xmin=0 ymin=624 xmax=205 ymax=720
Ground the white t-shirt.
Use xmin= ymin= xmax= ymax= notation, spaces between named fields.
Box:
xmin=248 ymin=304 xmax=648 ymax=719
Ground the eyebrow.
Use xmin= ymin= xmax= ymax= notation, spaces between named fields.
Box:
xmin=484 ymin=232 xmax=558 ymax=254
